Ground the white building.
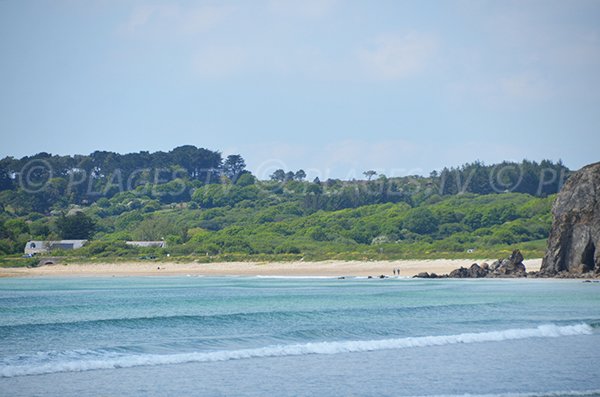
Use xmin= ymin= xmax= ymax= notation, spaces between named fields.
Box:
xmin=24 ymin=240 xmax=88 ymax=255
xmin=125 ymin=241 xmax=167 ymax=248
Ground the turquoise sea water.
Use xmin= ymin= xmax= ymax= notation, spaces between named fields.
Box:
xmin=0 ymin=276 xmax=599 ymax=397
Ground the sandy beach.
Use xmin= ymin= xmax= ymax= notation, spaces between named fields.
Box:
xmin=0 ymin=258 xmax=543 ymax=278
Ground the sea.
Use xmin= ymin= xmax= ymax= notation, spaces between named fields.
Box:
xmin=0 ymin=276 xmax=599 ymax=397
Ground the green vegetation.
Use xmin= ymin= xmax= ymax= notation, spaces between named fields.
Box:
xmin=0 ymin=146 xmax=567 ymax=262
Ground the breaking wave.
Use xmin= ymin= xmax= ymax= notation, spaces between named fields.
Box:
xmin=417 ymin=390 xmax=600 ymax=397
xmin=0 ymin=323 xmax=592 ymax=378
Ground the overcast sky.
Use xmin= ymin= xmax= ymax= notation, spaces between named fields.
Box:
xmin=1 ymin=0 xmax=599 ymax=179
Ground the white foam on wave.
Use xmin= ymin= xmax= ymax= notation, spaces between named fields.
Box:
xmin=418 ymin=389 xmax=600 ymax=397
xmin=0 ymin=323 xmax=592 ymax=378
xmin=254 ymin=275 xmax=335 ymax=279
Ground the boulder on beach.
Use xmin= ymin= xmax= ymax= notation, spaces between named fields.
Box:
xmin=448 ymin=263 xmax=489 ymax=278
xmin=490 ymin=250 xmax=527 ymax=277
xmin=446 ymin=250 xmax=528 ymax=278
xmin=413 ymin=272 xmax=443 ymax=279
xmin=449 ymin=267 xmax=470 ymax=278
xmin=468 ymin=263 xmax=488 ymax=278
xmin=414 ymin=272 xmax=430 ymax=278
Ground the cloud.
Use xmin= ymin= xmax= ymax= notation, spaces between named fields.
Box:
xmin=357 ymin=33 xmax=437 ymax=80
xmin=122 ymin=4 xmax=234 ymax=36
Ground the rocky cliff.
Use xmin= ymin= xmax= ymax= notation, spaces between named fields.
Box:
xmin=540 ymin=162 xmax=600 ymax=276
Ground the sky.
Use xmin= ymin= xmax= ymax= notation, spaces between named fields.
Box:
xmin=1 ymin=0 xmax=599 ymax=180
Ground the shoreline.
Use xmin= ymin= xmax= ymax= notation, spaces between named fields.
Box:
xmin=0 ymin=258 xmax=543 ymax=278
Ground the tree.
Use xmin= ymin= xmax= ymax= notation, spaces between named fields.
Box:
xmin=294 ymin=169 xmax=306 ymax=181
xmin=270 ymin=169 xmax=286 ymax=182
xmin=170 ymin=145 xmax=222 ymax=181
xmin=133 ymin=216 xmax=182 ymax=241
xmin=56 ymin=212 xmax=96 ymax=239
xmin=403 ymin=208 xmax=439 ymax=235
xmin=236 ymin=173 xmax=255 ymax=187
xmin=223 ymin=155 xmax=246 ymax=181
xmin=0 ymin=162 xmax=13 ymax=191
xmin=3 ymin=219 xmax=29 ymax=239
xmin=363 ymin=170 xmax=376 ymax=181
xmin=306 ymin=179 xmax=323 ymax=195
xmin=192 ymin=184 xmax=230 ymax=208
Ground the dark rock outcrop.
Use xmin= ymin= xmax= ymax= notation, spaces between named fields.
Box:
xmin=414 ymin=272 xmax=432 ymax=278
xmin=449 ymin=267 xmax=470 ymax=278
xmin=541 ymin=162 xmax=600 ymax=276
xmin=446 ymin=250 xmax=528 ymax=278
xmin=448 ymin=263 xmax=488 ymax=278
xmin=490 ymin=250 xmax=527 ymax=277
xmin=468 ymin=263 xmax=488 ymax=278
xmin=412 ymin=250 xmax=533 ymax=279
xmin=413 ymin=272 xmax=445 ymax=279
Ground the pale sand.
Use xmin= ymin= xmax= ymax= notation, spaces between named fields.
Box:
xmin=0 ymin=259 xmax=542 ymax=278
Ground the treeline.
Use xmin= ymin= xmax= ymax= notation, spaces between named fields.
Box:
xmin=1 ymin=145 xmax=570 ymax=215
xmin=0 ymin=145 xmax=225 ymax=184
xmin=433 ymin=160 xmax=570 ymax=196
xmin=0 ymin=146 xmax=573 ymax=259
xmin=0 ymin=146 xmax=249 ymax=213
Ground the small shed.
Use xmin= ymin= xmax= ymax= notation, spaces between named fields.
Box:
xmin=24 ymin=240 xmax=88 ymax=255
xmin=24 ymin=241 xmax=49 ymax=255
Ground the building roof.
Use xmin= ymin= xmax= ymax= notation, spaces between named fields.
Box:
xmin=125 ymin=241 xmax=166 ymax=248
